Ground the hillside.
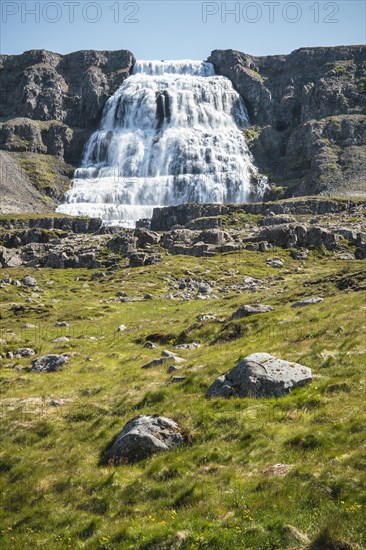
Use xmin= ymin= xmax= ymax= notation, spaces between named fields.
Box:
xmin=0 ymin=198 xmax=365 ymax=549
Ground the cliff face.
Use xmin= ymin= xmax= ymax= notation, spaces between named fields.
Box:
xmin=0 ymin=46 xmax=365 ymax=215
xmin=0 ymin=49 xmax=135 ymax=212
xmin=209 ymin=46 xmax=366 ymax=198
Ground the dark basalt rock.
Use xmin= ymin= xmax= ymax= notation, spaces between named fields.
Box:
xmin=31 ymin=354 xmax=68 ymax=373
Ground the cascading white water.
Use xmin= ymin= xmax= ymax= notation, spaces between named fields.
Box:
xmin=57 ymin=60 xmax=267 ymax=227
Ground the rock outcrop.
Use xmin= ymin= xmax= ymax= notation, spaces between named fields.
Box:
xmin=209 ymin=46 xmax=366 ymax=197
xmin=0 ymin=48 xmax=135 ymax=210
xmin=0 ymin=197 xmax=365 ymax=269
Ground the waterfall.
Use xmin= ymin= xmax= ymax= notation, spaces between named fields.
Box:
xmin=57 ymin=60 xmax=267 ymax=227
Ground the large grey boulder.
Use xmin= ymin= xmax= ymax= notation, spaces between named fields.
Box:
xmin=0 ymin=246 xmax=23 ymax=268
xmin=23 ymin=275 xmax=38 ymax=287
xmin=103 ymin=415 xmax=184 ymax=464
xmin=30 ymin=354 xmax=68 ymax=373
xmin=231 ymin=304 xmax=274 ymax=320
xmin=206 ymin=353 xmax=312 ymax=399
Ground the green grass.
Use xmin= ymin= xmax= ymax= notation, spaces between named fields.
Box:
xmin=0 ymin=249 xmax=365 ymax=549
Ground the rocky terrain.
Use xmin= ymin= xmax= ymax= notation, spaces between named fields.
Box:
xmin=1 ymin=45 xmax=365 ymax=215
xmin=0 ymin=197 xmax=365 ymax=548
xmin=1 ymin=197 xmax=365 ymax=271
xmin=0 ymin=45 xmax=365 ymax=549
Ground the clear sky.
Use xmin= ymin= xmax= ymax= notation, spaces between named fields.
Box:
xmin=1 ymin=1 xmax=365 ymax=59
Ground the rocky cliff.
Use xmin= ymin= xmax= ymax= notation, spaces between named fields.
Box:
xmin=0 ymin=46 xmax=365 ymax=215
xmin=0 ymin=48 xmax=135 ymax=212
xmin=209 ymin=46 xmax=366 ymax=198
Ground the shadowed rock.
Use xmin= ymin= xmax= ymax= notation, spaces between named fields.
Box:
xmin=30 ymin=354 xmax=68 ymax=373
xmin=206 ymin=352 xmax=312 ymax=398
xmin=103 ymin=415 xmax=184 ymax=464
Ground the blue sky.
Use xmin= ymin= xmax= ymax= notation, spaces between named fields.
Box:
xmin=1 ymin=1 xmax=365 ymax=59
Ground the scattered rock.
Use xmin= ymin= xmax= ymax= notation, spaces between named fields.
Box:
xmin=266 ymin=258 xmax=284 ymax=268
xmin=174 ymin=342 xmax=200 ymax=350
xmin=291 ymin=249 xmax=309 ymax=260
xmin=129 ymin=252 xmax=162 ymax=267
xmin=55 ymin=321 xmax=69 ymax=327
xmin=161 ymin=350 xmax=177 ymax=358
xmin=143 ymin=293 xmax=154 ymax=300
xmin=103 ymin=415 xmax=185 ymax=464
xmin=13 ymin=347 xmax=35 ymax=358
xmin=167 ymin=365 xmax=181 ymax=373
xmin=197 ymin=284 xmax=213 ymax=294
xmin=141 ymin=357 xmax=169 ymax=369
xmin=118 ymin=324 xmax=126 ymax=332
xmin=91 ymin=272 xmax=106 ymax=280
xmin=52 ymin=337 xmax=70 ymax=343
xmin=206 ymin=352 xmax=312 ymax=398
xmin=230 ymin=303 xmax=274 ymax=320
xmin=23 ymin=275 xmax=38 ymax=287
xmin=30 ymin=354 xmax=68 ymax=373
xmin=144 ymin=342 xmax=157 ymax=349
xmin=22 ymin=323 xmax=38 ymax=329
xmin=198 ymin=314 xmax=217 ymax=322
xmin=291 ymin=297 xmax=324 ymax=307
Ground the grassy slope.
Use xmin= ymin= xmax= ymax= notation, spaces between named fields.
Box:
xmin=0 ymin=249 xmax=365 ymax=549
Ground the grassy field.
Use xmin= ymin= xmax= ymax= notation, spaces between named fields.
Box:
xmin=0 ymin=248 xmax=365 ymax=549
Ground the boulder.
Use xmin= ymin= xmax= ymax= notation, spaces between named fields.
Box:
xmin=144 ymin=342 xmax=157 ymax=349
xmin=23 ymin=275 xmax=38 ymax=287
xmin=266 ymin=258 xmax=284 ymax=268
xmin=134 ymin=228 xmax=161 ymax=247
xmin=129 ymin=252 xmax=162 ymax=267
xmin=167 ymin=365 xmax=181 ymax=373
xmin=206 ymin=352 xmax=312 ymax=398
xmin=291 ymin=297 xmax=324 ymax=307
xmin=291 ymin=249 xmax=309 ymax=260
xmin=141 ymin=357 xmax=169 ymax=369
xmin=0 ymin=246 xmax=23 ymax=268
xmin=30 ymin=354 xmax=68 ymax=373
xmin=13 ymin=347 xmax=35 ymax=358
xmin=174 ymin=342 xmax=200 ymax=350
xmin=103 ymin=415 xmax=184 ymax=464
xmin=230 ymin=304 xmax=274 ymax=320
